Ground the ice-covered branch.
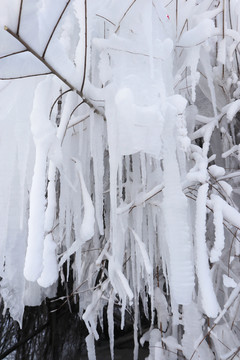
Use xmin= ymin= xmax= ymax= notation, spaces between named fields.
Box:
xmin=4 ymin=26 xmax=103 ymax=116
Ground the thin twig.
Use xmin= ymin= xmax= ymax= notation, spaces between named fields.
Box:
xmin=190 ymin=324 xmax=217 ymax=360
xmin=68 ymin=101 xmax=84 ymax=122
xmin=149 ymin=345 xmax=185 ymax=358
xmin=165 ymin=0 xmax=174 ymax=7
xmin=0 ymin=49 xmax=27 ymax=60
xmin=115 ymin=0 xmax=137 ymax=33
xmin=0 ymin=72 xmax=52 ymax=80
xmin=4 ymin=26 xmax=103 ymax=116
xmin=106 ymin=46 xmax=163 ymax=60
xmin=80 ymin=0 xmax=88 ymax=93
xmin=0 ymin=320 xmax=50 ymax=359
xmin=185 ymin=186 xmax=240 ymax=242
xmin=231 ymin=300 xmax=240 ymax=330
xmin=231 ymin=347 xmax=240 ymax=360
xmin=177 ymin=18 xmax=188 ymax=42
xmin=67 ymin=115 xmax=89 ymax=129
xmin=17 ymin=0 xmax=24 ymax=35
xmin=49 ymin=89 xmax=72 ymax=120
xmin=60 ymin=101 xmax=84 ymax=145
xmin=176 ymin=0 xmax=178 ymax=35
xmin=42 ymin=0 xmax=72 ymax=58
xmin=222 ymin=0 xmax=225 ymax=79
xmin=96 ymin=14 xmax=116 ymax=26
xmin=228 ymin=230 xmax=238 ymax=277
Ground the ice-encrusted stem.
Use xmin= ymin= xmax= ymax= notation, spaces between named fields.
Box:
xmin=195 ymin=184 xmax=219 ymax=317
xmin=162 ymin=101 xmax=194 ymax=305
xmin=37 ymin=161 xmax=58 ymax=287
xmin=24 ymin=147 xmax=48 ymax=281
xmin=24 ymin=78 xmax=57 ymax=282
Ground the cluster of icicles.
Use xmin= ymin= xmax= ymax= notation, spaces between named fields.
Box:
xmin=1 ymin=0 xmax=240 ymax=359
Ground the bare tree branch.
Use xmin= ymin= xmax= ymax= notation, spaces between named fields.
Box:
xmin=0 ymin=72 xmax=52 ymax=80
xmin=49 ymin=89 xmax=72 ymax=120
xmin=67 ymin=114 xmax=89 ymax=129
xmin=0 ymin=49 xmax=27 ymax=60
xmin=96 ymin=14 xmax=116 ymax=26
xmin=80 ymin=0 xmax=88 ymax=93
xmin=61 ymin=101 xmax=84 ymax=144
xmin=4 ymin=26 xmax=104 ymax=116
xmin=115 ymin=0 xmax=137 ymax=33
xmin=42 ymin=0 xmax=72 ymax=58
xmin=68 ymin=101 xmax=85 ymax=123
xmin=17 ymin=0 xmax=24 ymax=35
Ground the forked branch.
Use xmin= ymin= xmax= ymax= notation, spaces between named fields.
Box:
xmin=4 ymin=26 xmax=103 ymax=116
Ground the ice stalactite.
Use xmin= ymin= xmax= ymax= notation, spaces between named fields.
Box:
xmin=195 ymin=184 xmax=220 ymax=318
xmin=2 ymin=1 xmax=240 ymax=359
xmin=162 ymin=101 xmax=195 ymax=306
xmin=24 ymin=78 xmax=58 ymax=282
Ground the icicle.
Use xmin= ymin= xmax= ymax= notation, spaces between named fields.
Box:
xmin=85 ymin=334 xmax=96 ymax=360
xmin=24 ymin=145 xmax=48 ymax=282
xmin=107 ymin=293 xmax=114 ymax=360
xmin=210 ymin=195 xmax=225 ymax=263
xmin=195 ymin=184 xmax=219 ymax=317
xmin=24 ymin=78 xmax=57 ymax=282
xmin=90 ymin=113 xmax=104 ymax=235
xmin=37 ymin=234 xmax=58 ymax=287
xmin=133 ymin=296 xmax=139 ymax=360
xmin=74 ymin=159 xmax=95 ymax=242
xmin=131 ymin=229 xmax=153 ymax=275
xmin=161 ymin=102 xmax=194 ymax=305
xmin=37 ymin=161 xmax=58 ymax=287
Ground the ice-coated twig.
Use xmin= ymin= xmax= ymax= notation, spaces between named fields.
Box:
xmin=116 ymin=183 xmax=164 ymax=214
xmin=190 ymin=283 xmax=240 ymax=360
